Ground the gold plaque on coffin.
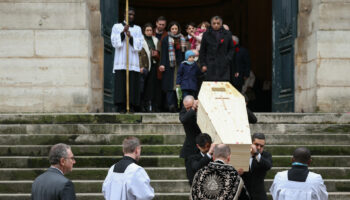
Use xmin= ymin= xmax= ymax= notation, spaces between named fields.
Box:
xmin=197 ymin=81 xmax=252 ymax=171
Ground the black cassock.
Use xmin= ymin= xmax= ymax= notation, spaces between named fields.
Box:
xmin=114 ymin=70 xmax=140 ymax=108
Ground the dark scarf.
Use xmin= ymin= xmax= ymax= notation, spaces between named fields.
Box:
xmin=208 ymin=27 xmax=224 ymax=42
xmin=144 ymin=36 xmax=155 ymax=50
xmin=288 ymin=165 xmax=309 ymax=182
xmin=113 ymin=156 xmax=136 ymax=173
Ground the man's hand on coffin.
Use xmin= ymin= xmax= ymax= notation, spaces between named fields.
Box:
xmin=237 ymin=168 xmax=244 ymax=176
xmin=208 ymin=143 xmax=215 ymax=156
xmin=192 ymin=100 xmax=199 ymax=111
xmin=250 ymin=144 xmax=258 ymax=156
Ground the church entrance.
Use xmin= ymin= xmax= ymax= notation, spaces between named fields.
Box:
xmin=101 ymin=0 xmax=297 ymax=112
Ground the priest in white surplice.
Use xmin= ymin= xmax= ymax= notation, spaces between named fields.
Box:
xmin=270 ymin=147 xmax=328 ymax=200
xmin=111 ymin=7 xmax=144 ymax=112
xmin=102 ymin=136 xmax=154 ymax=200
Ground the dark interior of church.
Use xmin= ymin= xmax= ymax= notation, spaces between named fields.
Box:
xmin=119 ymin=0 xmax=272 ymax=111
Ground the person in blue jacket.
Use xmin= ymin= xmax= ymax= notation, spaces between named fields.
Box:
xmin=176 ymin=50 xmax=202 ymax=99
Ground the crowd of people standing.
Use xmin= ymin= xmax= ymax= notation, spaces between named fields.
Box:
xmin=111 ymin=7 xmax=251 ymax=113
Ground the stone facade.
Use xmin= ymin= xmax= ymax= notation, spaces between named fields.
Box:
xmin=295 ymin=0 xmax=350 ymax=112
xmin=0 ymin=0 xmax=103 ymax=112
xmin=0 ymin=0 xmax=349 ymax=113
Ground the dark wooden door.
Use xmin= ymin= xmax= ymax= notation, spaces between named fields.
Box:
xmin=101 ymin=0 xmax=119 ymax=112
xmin=272 ymin=0 xmax=298 ymax=112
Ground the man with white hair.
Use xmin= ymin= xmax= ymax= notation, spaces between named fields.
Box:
xmin=102 ymin=136 xmax=154 ymax=200
xmin=191 ymin=144 xmax=250 ymax=200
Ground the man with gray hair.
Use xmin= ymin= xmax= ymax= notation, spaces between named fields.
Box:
xmin=102 ymin=136 xmax=154 ymax=200
xmin=199 ymin=16 xmax=235 ymax=81
xmin=31 ymin=143 xmax=76 ymax=200
xmin=191 ymin=144 xmax=250 ymax=200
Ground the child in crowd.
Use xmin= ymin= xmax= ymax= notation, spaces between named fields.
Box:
xmin=176 ymin=50 xmax=201 ymax=99
xmin=190 ymin=21 xmax=210 ymax=55
xmin=185 ymin=22 xmax=196 ymax=50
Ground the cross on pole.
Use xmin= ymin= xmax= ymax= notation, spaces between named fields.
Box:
xmin=125 ymin=0 xmax=130 ymax=113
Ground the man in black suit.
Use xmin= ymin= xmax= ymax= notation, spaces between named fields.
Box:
xmin=179 ymin=95 xmax=201 ymax=159
xmin=179 ymin=95 xmax=202 ymax=185
xmin=187 ymin=133 xmax=214 ymax=185
xmin=238 ymin=133 xmax=272 ymax=200
xmin=32 ymin=143 xmax=76 ymax=200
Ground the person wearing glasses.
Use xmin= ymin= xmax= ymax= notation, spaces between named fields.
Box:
xmin=32 ymin=143 xmax=76 ymax=200
xmin=238 ymin=133 xmax=272 ymax=200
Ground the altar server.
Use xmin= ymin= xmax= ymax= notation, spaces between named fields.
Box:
xmin=270 ymin=147 xmax=328 ymax=200
xmin=102 ymin=137 xmax=154 ymax=200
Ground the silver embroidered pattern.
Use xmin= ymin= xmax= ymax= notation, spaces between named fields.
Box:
xmin=203 ymin=174 xmax=223 ymax=197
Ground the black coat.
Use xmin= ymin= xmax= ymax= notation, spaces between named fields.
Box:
xmin=160 ymin=35 xmax=185 ymax=91
xmin=199 ymin=27 xmax=235 ymax=81
xmin=186 ymin=153 xmax=212 ymax=185
xmin=176 ymin=62 xmax=201 ymax=91
xmin=179 ymin=107 xmax=201 ymax=159
xmin=242 ymin=151 xmax=272 ymax=200
xmin=247 ymin=107 xmax=258 ymax=124
xmin=31 ymin=167 xmax=76 ymax=200
xmin=232 ymin=46 xmax=251 ymax=90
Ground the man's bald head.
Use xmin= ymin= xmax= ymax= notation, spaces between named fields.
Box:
xmin=292 ymin=147 xmax=311 ymax=164
xmin=183 ymin=95 xmax=194 ymax=110
xmin=213 ymin=144 xmax=231 ymax=163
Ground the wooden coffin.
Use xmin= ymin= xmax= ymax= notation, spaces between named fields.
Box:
xmin=197 ymin=81 xmax=251 ymax=171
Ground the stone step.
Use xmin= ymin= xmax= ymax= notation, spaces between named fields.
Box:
xmin=251 ymin=123 xmax=350 ymax=134
xmin=0 ymin=145 xmax=349 ymax=156
xmin=0 ymin=113 xmax=349 ymax=124
xmin=0 ymin=179 xmax=348 ymax=193
xmin=1 ymin=123 xmax=350 ymax=135
xmin=0 ymin=134 xmax=184 ymax=145
xmin=0 ymin=156 xmax=349 ymax=168
xmin=0 ymin=192 xmax=349 ymax=200
xmin=0 ymin=134 xmax=349 ymax=145
xmin=0 ymin=167 xmax=349 ymax=181
xmin=0 ymin=114 xmax=142 ymax=124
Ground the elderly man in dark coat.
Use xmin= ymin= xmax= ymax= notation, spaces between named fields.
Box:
xmin=32 ymin=143 xmax=76 ymax=200
xmin=199 ymin=16 xmax=235 ymax=81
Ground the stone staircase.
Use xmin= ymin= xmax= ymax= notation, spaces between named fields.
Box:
xmin=0 ymin=113 xmax=349 ymax=199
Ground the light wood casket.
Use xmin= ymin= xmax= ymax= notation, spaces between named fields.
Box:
xmin=197 ymin=81 xmax=252 ymax=171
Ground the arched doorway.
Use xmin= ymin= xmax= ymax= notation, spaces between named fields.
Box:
xmin=101 ymin=0 xmax=296 ymax=112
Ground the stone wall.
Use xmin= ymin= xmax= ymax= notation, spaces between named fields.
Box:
xmin=296 ymin=0 xmax=350 ymax=112
xmin=0 ymin=0 xmax=103 ymax=113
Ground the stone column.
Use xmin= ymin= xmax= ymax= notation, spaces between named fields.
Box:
xmin=295 ymin=0 xmax=350 ymax=112
xmin=0 ymin=0 xmax=103 ymax=112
